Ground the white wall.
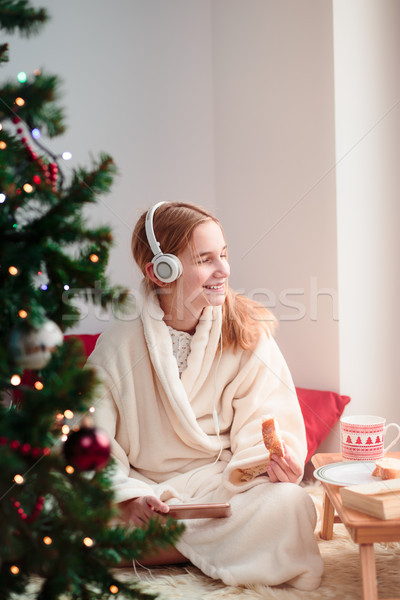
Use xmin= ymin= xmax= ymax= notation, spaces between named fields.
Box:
xmin=4 ymin=2 xmax=340 ymax=402
xmin=334 ymin=0 xmax=400 ymax=428
xmin=211 ymin=0 xmax=339 ymax=390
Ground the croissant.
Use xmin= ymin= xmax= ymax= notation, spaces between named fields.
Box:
xmin=262 ymin=415 xmax=284 ymax=460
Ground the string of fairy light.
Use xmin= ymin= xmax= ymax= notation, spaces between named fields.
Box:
xmin=4 ymin=416 xmax=104 ymax=585
xmin=1 ymin=71 xmax=121 ymax=594
xmin=2 ymin=69 xmax=101 ymax=390
xmin=4 ymin=406 xmax=114 ymax=586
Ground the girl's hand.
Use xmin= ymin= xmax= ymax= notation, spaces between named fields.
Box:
xmin=266 ymin=442 xmax=303 ymax=483
xmin=119 ymin=495 xmax=170 ymax=527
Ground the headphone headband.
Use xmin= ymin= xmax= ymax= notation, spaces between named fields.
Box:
xmin=145 ymin=201 xmax=166 ymax=257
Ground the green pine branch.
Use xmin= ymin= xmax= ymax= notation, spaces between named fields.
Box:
xmin=0 ymin=72 xmax=65 ymax=136
xmin=0 ymin=438 xmax=184 ymax=599
xmin=0 ymin=0 xmax=48 ymax=36
xmin=0 ymin=42 xmax=9 ymax=62
xmin=0 ymin=147 xmax=127 ymax=334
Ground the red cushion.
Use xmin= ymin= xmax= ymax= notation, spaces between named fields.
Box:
xmin=64 ymin=333 xmax=100 ymax=358
xmin=296 ymin=387 xmax=350 ymax=462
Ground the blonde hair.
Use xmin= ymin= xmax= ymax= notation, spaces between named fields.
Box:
xmin=131 ymin=202 xmax=275 ymax=351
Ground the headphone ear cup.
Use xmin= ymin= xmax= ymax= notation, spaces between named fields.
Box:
xmin=152 ymin=253 xmax=182 ymax=283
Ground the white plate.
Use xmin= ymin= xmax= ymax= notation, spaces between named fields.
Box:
xmin=313 ymin=461 xmax=377 ymax=486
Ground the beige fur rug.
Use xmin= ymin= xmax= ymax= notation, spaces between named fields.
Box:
xmin=115 ymin=483 xmax=400 ymax=600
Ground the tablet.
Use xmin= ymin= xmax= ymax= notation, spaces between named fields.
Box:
xmin=166 ymin=502 xmax=231 ymax=519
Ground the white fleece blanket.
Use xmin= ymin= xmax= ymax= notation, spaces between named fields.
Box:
xmin=88 ymin=286 xmax=323 ymax=591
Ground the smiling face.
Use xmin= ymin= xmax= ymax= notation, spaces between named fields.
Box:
xmin=178 ymin=219 xmax=230 ymax=312
xmin=155 ymin=219 xmax=230 ymax=332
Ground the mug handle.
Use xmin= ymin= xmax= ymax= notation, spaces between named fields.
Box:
xmin=383 ymin=423 xmax=400 ymax=453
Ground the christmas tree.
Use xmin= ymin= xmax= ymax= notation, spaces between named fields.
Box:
xmin=0 ymin=2 xmax=183 ymax=598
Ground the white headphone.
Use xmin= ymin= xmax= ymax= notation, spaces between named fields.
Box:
xmin=145 ymin=202 xmax=183 ymax=283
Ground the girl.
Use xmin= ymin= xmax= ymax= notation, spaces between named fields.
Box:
xmin=89 ymin=201 xmax=323 ymax=590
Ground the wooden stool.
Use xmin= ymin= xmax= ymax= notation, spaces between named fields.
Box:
xmin=312 ymin=452 xmax=400 ymax=600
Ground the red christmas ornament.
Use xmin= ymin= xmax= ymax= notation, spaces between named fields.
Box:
xmin=63 ymin=427 xmax=111 ymax=471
